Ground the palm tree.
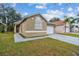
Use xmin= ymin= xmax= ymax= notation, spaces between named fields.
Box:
xmin=64 ymin=16 xmax=75 ymax=32
xmin=74 ymin=18 xmax=79 ymax=33
xmin=76 ymin=13 xmax=79 ymax=32
xmin=69 ymin=17 xmax=75 ymax=32
xmin=64 ymin=16 xmax=69 ymax=32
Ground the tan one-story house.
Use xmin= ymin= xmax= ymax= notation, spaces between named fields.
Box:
xmin=14 ymin=14 xmax=65 ymax=37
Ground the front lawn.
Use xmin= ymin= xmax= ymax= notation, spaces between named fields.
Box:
xmin=0 ymin=32 xmax=79 ymax=56
xmin=60 ymin=33 xmax=79 ymax=38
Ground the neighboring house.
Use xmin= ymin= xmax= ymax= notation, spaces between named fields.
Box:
xmin=71 ymin=16 xmax=79 ymax=33
xmin=72 ymin=23 xmax=79 ymax=33
xmin=14 ymin=14 xmax=49 ymax=37
xmin=51 ymin=20 xmax=66 ymax=33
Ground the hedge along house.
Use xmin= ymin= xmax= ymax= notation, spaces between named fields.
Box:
xmin=14 ymin=14 xmax=53 ymax=37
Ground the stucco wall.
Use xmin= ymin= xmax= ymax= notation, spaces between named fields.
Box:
xmin=19 ymin=15 xmax=47 ymax=37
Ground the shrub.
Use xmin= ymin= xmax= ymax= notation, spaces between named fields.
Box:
xmin=7 ymin=25 xmax=14 ymax=32
xmin=0 ymin=23 xmax=5 ymax=32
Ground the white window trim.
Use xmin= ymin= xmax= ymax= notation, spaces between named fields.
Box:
xmin=25 ymin=31 xmax=46 ymax=32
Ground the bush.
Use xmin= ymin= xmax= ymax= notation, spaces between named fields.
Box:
xmin=0 ymin=23 xmax=5 ymax=32
xmin=7 ymin=25 xmax=14 ymax=32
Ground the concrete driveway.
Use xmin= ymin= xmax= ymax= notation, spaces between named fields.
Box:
xmin=14 ymin=33 xmax=79 ymax=46
xmin=49 ymin=34 xmax=79 ymax=46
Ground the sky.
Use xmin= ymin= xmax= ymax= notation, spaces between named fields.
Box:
xmin=12 ymin=3 xmax=79 ymax=21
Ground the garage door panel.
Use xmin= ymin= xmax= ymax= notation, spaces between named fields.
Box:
xmin=47 ymin=26 xmax=54 ymax=34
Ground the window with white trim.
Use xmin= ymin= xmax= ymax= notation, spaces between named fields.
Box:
xmin=35 ymin=16 xmax=42 ymax=29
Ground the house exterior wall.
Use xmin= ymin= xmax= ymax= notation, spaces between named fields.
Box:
xmin=19 ymin=15 xmax=47 ymax=37
xmin=72 ymin=23 xmax=79 ymax=33
xmin=55 ymin=25 xmax=65 ymax=33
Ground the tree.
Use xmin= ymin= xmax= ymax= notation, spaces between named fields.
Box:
xmin=73 ymin=18 xmax=79 ymax=32
xmin=5 ymin=7 xmax=22 ymax=31
xmin=49 ymin=17 xmax=60 ymax=22
xmin=77 ymin=19 xmax=79 ymax=32
xmin=64 ymin=16 xmax=68 ymax=32
xmin=0 ymin=3 xmax=9 ymax=32
xmin=0 ymin=3 xmax=22 ymax=32
xmin=0 ymin=23 xmax=5 ymax=32
xmin=69 ymin=17 xmax=75 ymax=32
xmin=74 ymin=13 xmax=79 ymax=32
xmin=64 ymin=16 xmax=75 ymax=32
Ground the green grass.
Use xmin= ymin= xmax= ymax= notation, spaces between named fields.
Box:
xmin=60 ymin=33 xmax=79 ymax=38
xmin=0 ymin=32 xmax=79 ymax=56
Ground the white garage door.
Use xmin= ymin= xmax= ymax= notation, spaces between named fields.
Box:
xmin=66 ymin=28 xmax=70 ymax=32
xmin=47 ymin=26 xmax=54 ymax=34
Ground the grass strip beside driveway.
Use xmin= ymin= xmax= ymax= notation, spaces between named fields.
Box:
xmin=60 ymin=33 xmax=79 ymax=38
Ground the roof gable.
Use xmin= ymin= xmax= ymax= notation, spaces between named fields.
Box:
xmin=16 ymin=14 xmax=48 ymax=25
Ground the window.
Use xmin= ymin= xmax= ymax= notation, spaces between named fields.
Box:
xmin=35 ymin=16 xmax=42 ymax=29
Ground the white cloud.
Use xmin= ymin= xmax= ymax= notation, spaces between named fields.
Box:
xmin=42 ymin=9 xmax=64 ymax=21
xmin=66 ymin=12 xmax=75 ymax=17
xmin=47 ymin=10 xmax=64 ymax=16
xmin=68 ymin=7 xmax=73 ymax=11
xmin=77 ymin=7 xmax=79 ymax=11
xmin=11 ymin=3 xmax=16 ymax=7
xmin=42 ymin=14 xmax=54 ymax=21
xmin=24 ymin=12 xmax=28 ymax=16
xmin=35 ymin=4 xmax=47 ymax=9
